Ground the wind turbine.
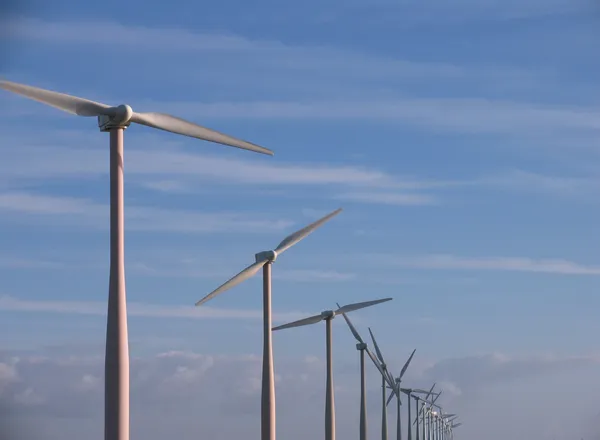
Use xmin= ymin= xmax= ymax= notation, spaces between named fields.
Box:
xmin=416 ymin=389 xmax=442 ymax=440
xmin=399 ymin=388 xmax=439 ymax=440
xmin=368 ymin=328 xmax=396 ymax=440
xmin=337 ymin=305 xmax=394 ymax=440
xmin=273 ymin=298 xmax=393 ymax=440
xmin=194 ymin=208 xmax=342 ymax=440
xmin=0 ymin=79 xmax=272 ymax=440
xmin=411 ymin=384 xmax=436 ymax=440
xmin=385 ymin=349 xmax=417 ymax=440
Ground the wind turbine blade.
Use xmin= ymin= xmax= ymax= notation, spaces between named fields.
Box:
xmin=386 ymin=391 xmax=395 ymax=407
xmin=336 ymin=303 xmax=364 ymax=344
xmin=386 ymin=371 xmax=396 ymax=388
xmin=399 ymin=348 xmax=416 ymax=379
xmin=368 ymin=328 xmax=386 ymax=365
xmin=195 ymin=259 xmax=267 ymax=306
xmin=335 ymin=297 xmax=392 ymax=315
xmin=273 ymin=208 xmax=342 ymax=255
xmin=272 ymin=313 xmax=324 ymax=331
xmin=130 ymin=112 xmax=272 ymax=155
xmin=412 ymin=389 xmax=435 ymax=395
xmin=365 ymin=348 xmax=384 ymax=375
xmin=0 ymin=80 xmax=113 ymax=117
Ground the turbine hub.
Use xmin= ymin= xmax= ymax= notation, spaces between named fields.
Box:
xmin=255 ymin=250 xmax=277 ymax=263
xmin=114 ymin=104 xmax=134 ymax=124
xmin=321 ymin=310 xmax=335 ymax=319
xmin=98 ymin=104 xmax=133 ymax=131
xmin=356 ymin=342 xmax=367 ymax=350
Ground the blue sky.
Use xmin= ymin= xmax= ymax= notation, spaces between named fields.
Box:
xmin=1 ymin=1 xmax=600 ymax=439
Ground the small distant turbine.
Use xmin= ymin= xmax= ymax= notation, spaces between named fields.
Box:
xmin=195 ymin=208 xmax=342 ymax=440
xmin=273 ymin=298 xmax=393 ymax=440
xmin=368 ymin=328 xmax=396 ymax=440
xmin=0 ymin=79 xmax=272 ymax=440
xmin=412 ymin=383 xmax=436 ymax=440
xmin=385 ymin=349 xmax=417 ymax=440
xmin=337 ymin=305 xmax=394 ymax=440
xmin=400 ymin=388 xmax=439 ymax=440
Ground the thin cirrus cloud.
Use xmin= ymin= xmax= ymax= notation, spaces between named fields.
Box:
xmin=0 ymin=295 xmax=307 ymax=323
xmin=129 ymin=262 xmax=356 ymax=284
xmin=0 ymin=191 xmax=295 ymax=233
xmin=0 ymin=137 xmax=450 ymax=205
xmin=3 ymin=18 xmax=591 ymax=138
xmin=377 ymin=254 xmax=600 ymax=275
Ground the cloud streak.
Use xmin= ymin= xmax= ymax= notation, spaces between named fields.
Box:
xmin=0 ymin=191 xmax=294 ymax=233
xmin=0 ymin=296 xmax=306 ymax=323
xmin=376 ymin=254 xmax=600 ymax=275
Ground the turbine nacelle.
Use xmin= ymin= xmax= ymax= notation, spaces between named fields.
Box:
xmin=99 ymin=105 xmax=133 ymax=131
xmin=356 ymin=342 xmax=367 ymax=350
xmin=255 ymin=250 xmax=278 ymax=263
xmin=321 ymin=310 xmax=335 ymax=319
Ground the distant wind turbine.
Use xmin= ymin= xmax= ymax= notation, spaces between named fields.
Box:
xmin=368 ymin=328 xmax=396 ymax=440
xmin=400 ymin=388 xmax=439 ymax=440
xmin=337 ymin=305 xmax=394 ymax=440
xmin=273 ymin=298 xmax=393 ymax=440
xmin=385 ymin=349 xmax=417 ymax=440
xmin=0 ymin=79 xmax=272 ymax=440
xmin=195 ymin=208 xmax=342 ymax=440
xmin=411 ymin=384 xmax=436 ymax=440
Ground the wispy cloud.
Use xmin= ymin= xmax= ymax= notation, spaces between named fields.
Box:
xmin=0 ymin=140 xmax=456 ymax=206
xmin=141 ymin=99 xmax=600 ymax=136
xmin=480 ymin=169 xmax=600 ymax=200
xmin=0 ymin=257 xmax=65 ymax=269
xmin=273 ymin=269 xmax=356 ymax=282
xmin=340 ymin=0 xmax=592 ymax=26
xmin=377 ymin=254 xmax=600 ymax=275
xmin=1 ymin=16 xmax=557 ymax=103
xmin=0 ymin=191 xmax=294 ymax=233
xmin=334 ymin=191 xmax=438 ymax=206
xmin=130 ymin=262 xmax=356 ymax=283
xmin=0 ymin=296 xmax=306 ymax=322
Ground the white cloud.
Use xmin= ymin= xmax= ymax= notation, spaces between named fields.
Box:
xmin=377 ymin=254 xmax=600 ymax=275
xmin=0 ymin=296 xmax=307 ymax=323
xmin=0 ymin=349 xmax=598 ymax=440
xmin=274 ymin=269 xmax=356 ymax=282
xmin=481 ymin=169 xmax=600 ymax=199
xmin=0 ymin=191 xmax=295 ymax=233
xmin=334 ymin=191 xmax=438 ymax=206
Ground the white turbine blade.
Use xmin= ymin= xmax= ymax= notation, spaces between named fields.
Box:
xmin=195 ymin=259 xmax=267 ymax=306
xmin=386 ymin=391 xmax=395 ymax=407
xmin=368 ymin=327 xmax=387 ymax=366
xmin=386 ymin=371 xmax=396 ymax=388
xmin=336 ymin=302 xmax=364 ymax=344
xmin=272 ymin=313 xmax=324 ymax=331
xmin=130 ymin=112 xmax=272 ymax=155
xmin=399 ymin=348 xmax=416 ymax=379
xmin=0 ymin=80 xmax=114 ymax=117
xmin=412 ymin=389 xmax=437 ymax=395
xmin=365 ymin=348 xmax=384 ymax=375
xmin=335 ymin=297 xmax=392 ymax=315
xmin=273 ymin=208 xmax=342 ymax=255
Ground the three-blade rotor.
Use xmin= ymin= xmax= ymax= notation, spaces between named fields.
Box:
xmin=337 ymin=304 xmax=396 ymax=388
xmin=195 ymin=208 xmax=342 ymax=307
xmin=0 ymin=79 xmax=273 ymax=155
xmin=368 ymin=327 xmax=396 ymax=388
xmin=272 ymin=298 xmax=392 ymax=331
